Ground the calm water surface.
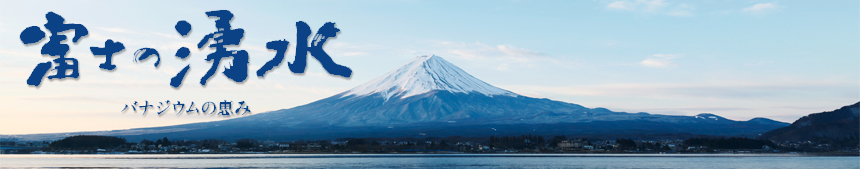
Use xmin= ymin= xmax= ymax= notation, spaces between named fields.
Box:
xmin=1 ymin=154 xmax=857 ymax=168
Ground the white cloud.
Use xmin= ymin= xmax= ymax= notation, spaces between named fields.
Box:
xmin=666 ymin=3 xmax=694 ymax=16
xmin=497 ymin=44 xmax=545 ymax=57
xmin=640 ymin=0 xmax=666 ymax=12
xmin=496 ymin=63 xmax=510 ymax=71
xmin=639 ymin=54 xmax=680 ymax=68
xmin=439 ymin=41 xmax=548 ymax=61
xmin=743 ymin=3 xmax=777 ymax=14
xmin=745 ymin=61 xmax=773 ymax=66
xmin=505 ymin=81 xmax=857 ymax=101
xmin=606 ymin=0 xmax=690 ymax=16
xmin=428 ymin=41 xmax=571 ymax=72
xmin=93 ymin=27 xmax=139 ymax=34
xmin=640 ymin=58 xmax=671 ymax=67
xmin=607 ymin=1 xmax=632 ymax=10
xmin=666 ymin=10 xmax=691 ymax=16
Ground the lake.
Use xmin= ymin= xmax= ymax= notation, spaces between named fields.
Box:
xmin=1 ymin=154 xmax=857 ymax=168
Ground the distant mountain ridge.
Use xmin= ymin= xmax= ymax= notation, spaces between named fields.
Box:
xmin=761 ymin=102 xmax=860 ymax=142
xmin=2 ymin=55 xmax=789 ymax=141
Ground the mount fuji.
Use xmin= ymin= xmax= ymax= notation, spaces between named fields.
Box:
xmin=5 ymin=55 xmax=789 ymax=141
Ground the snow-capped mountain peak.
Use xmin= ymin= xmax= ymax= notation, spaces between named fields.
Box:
xmin=341 ymin=55 xmax=518 ymax=101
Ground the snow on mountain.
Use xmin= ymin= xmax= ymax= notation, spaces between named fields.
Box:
xmin=341 ymin=55 xmax=518 ymax=101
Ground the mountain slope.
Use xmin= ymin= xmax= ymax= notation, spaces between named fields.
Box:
xmin=342 ymin=55 xmax=517 ymax=101
xmin=761 ymin=102 xmax=860 ymax=142
xmin=3 ymin=55 xmax=790 ymax=141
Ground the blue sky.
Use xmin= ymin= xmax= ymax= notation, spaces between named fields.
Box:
xmin=1 ymin=0 xmax=857 ymax=134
